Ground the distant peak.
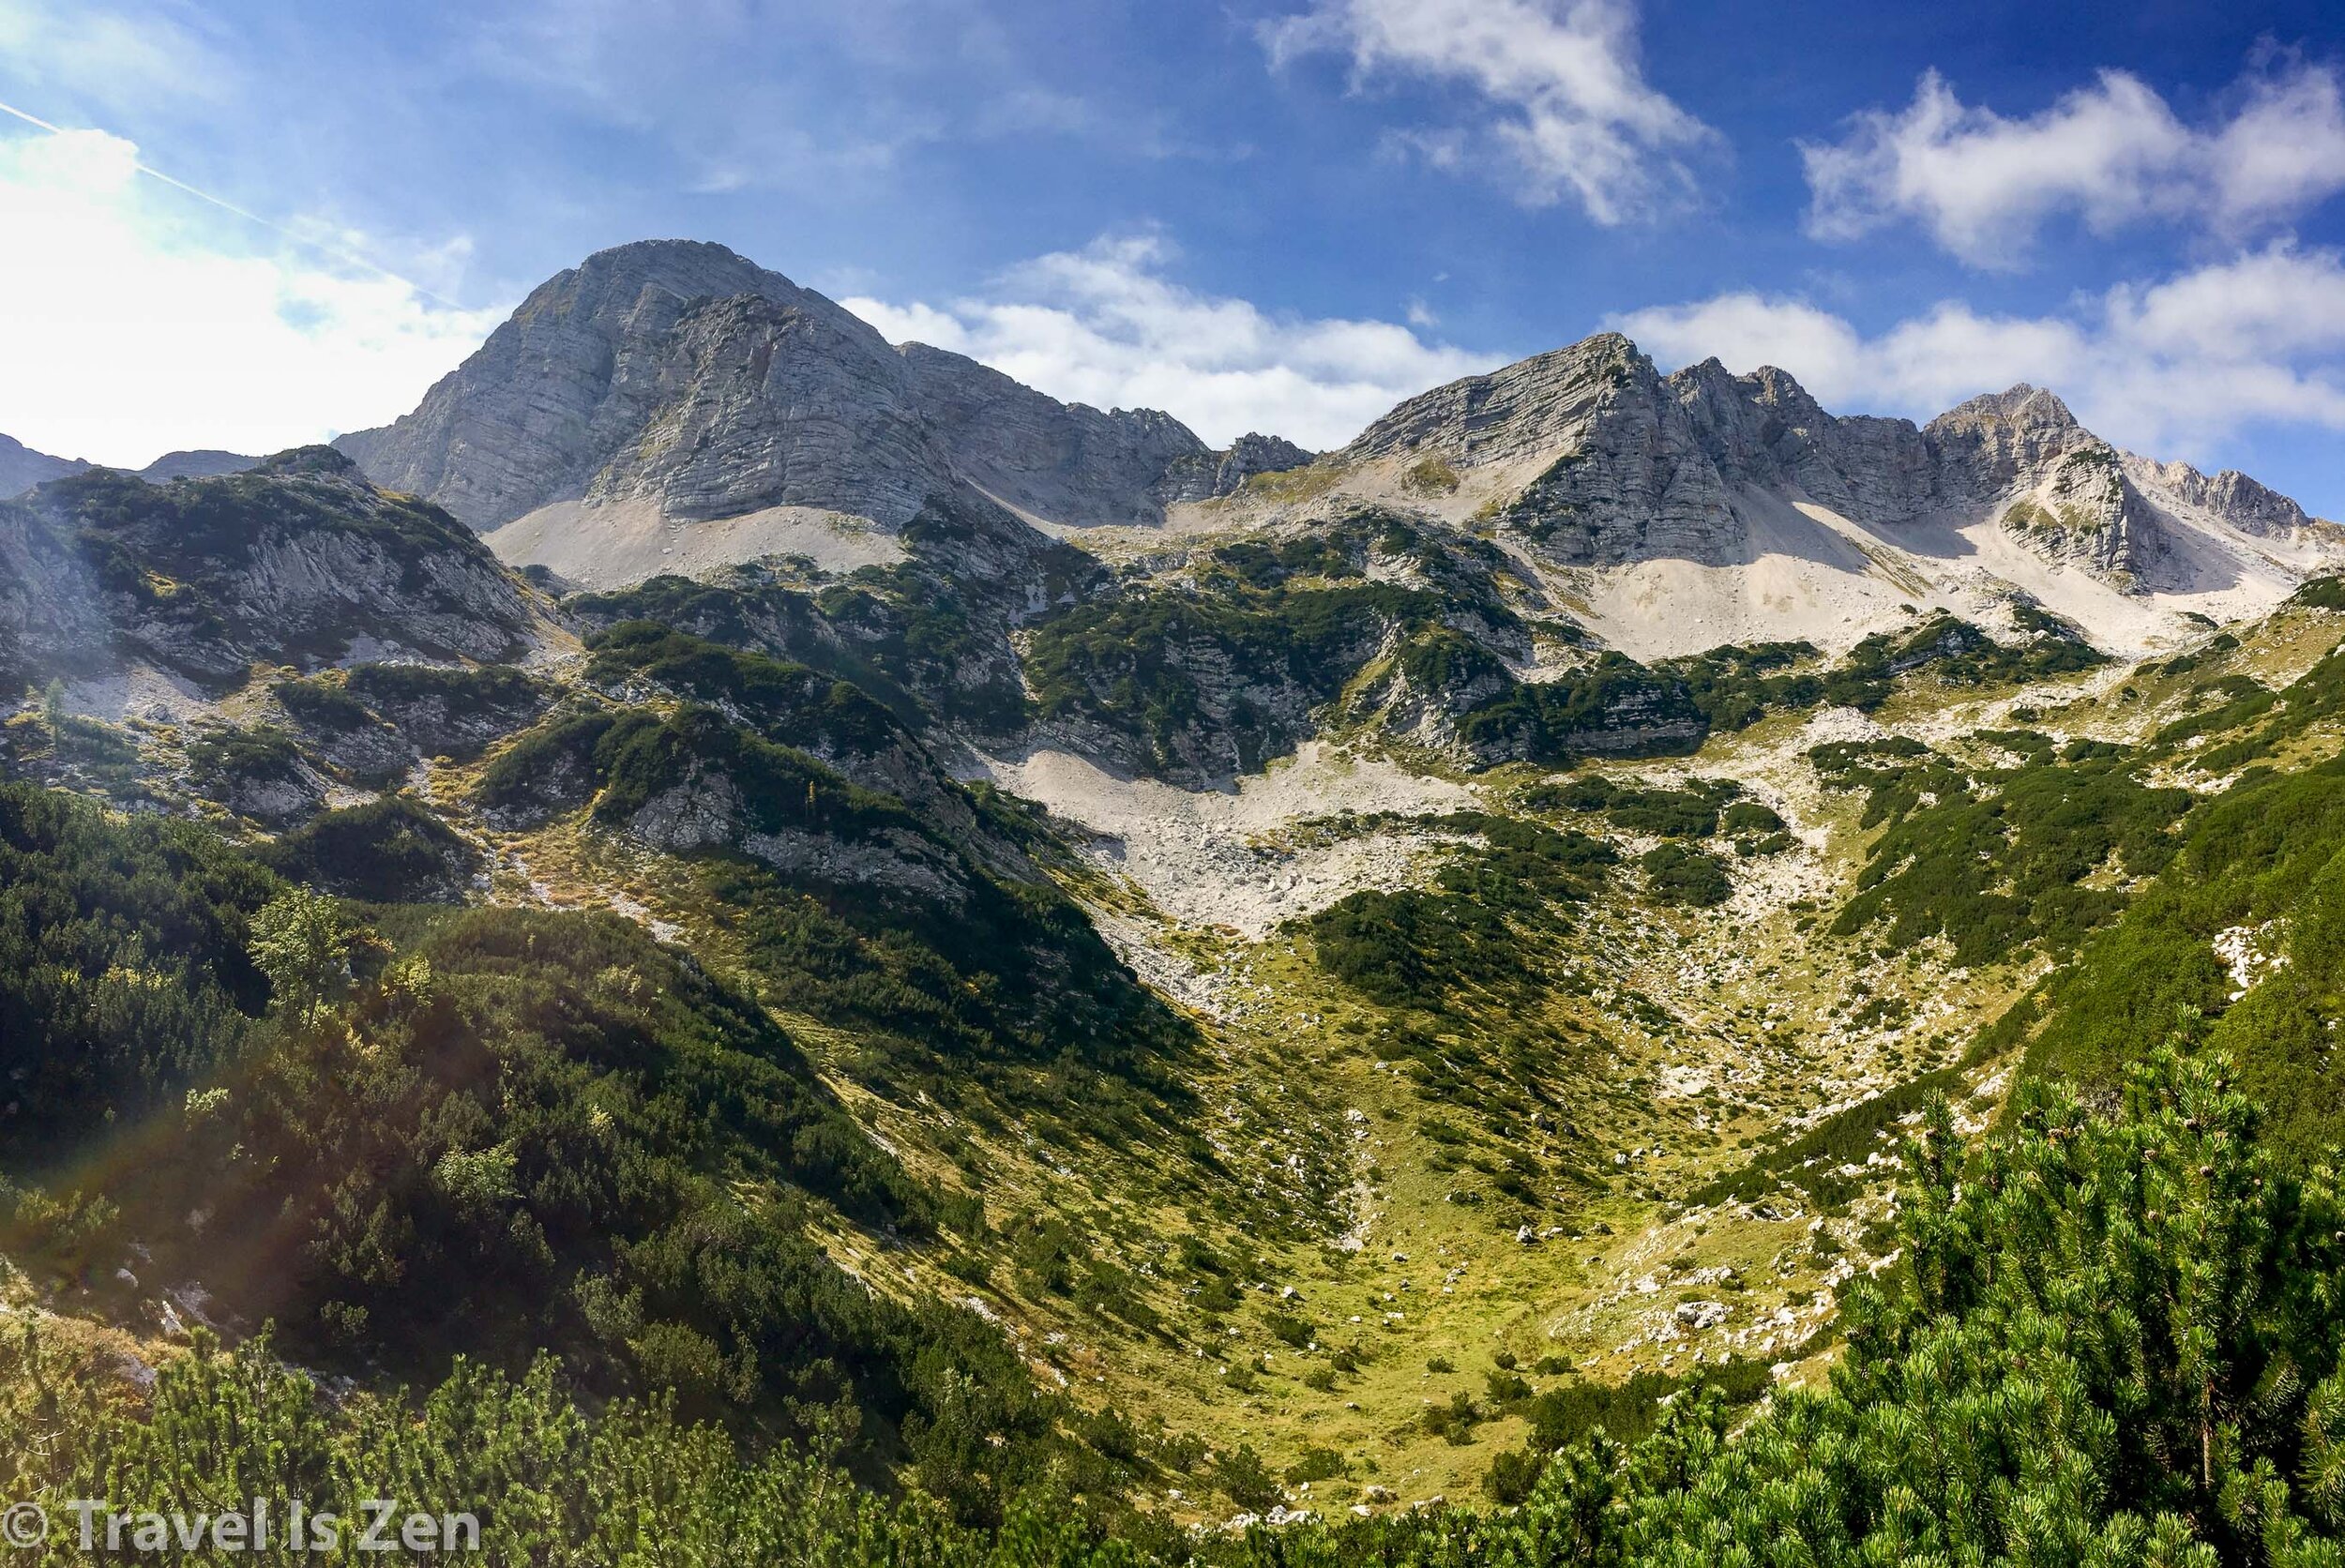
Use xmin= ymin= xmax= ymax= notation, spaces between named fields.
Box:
xmin=1936 ymin=384 xmax=2080 ymax=429
xmin=578 ymin=236 xmax=757 ymax=271
xmin=526 ymin=237 xmax=824 ymax=322
xmin=1672 ymin=358 xmax=1820 ymax=407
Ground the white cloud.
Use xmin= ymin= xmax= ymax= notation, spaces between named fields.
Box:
xmin=1261 ymin=0 xmax=1713 ymax=224
xmin=1804 ymin=57 xmax=2345 ymax=267
xmin=843 ymin=233 xmax=1499 ymax=449
xmin=1610 ymin=244 xmax=2345 ymax=466
xmin=0 ymin=126 xmax=507 ymax=466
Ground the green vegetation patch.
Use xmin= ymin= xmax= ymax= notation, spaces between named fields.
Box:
xmin=1026 ymin=579 xmax=1437 ymax=777
xmin=1454 ymin=654 xmax=1705 ymax=766
xmin=1829 ymin=742 xmax=2187 ymax=966
xmin=584 ymin=622 xmax=911 ymax=759
xmin=2023 ymin=750 xmax=2345 ymax=1155
xmin=1640 ymin=841 xmax=1732 ymax=907
xmin=1527 ymin=773 xmax=1747 ymax=837
xmin=1688 ymin=1064 xmax=1969 ymax=1210
xmin=265 ymin=795 xmax=482 ymax=904
xmin=1305 ymin=813 xmax=1614 ymax=1006
xmin=29 ymin=1048 xmax=2342 ymax=1559
xmin=0 ymin=781 xmax=273 ymax=1156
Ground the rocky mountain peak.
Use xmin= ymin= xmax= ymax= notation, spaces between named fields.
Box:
xmin=1930 ymin=384 xmax=2084 ymax=437
xmin=537 ymin=238 xmax=848 ymax=334
xmin=337 ymin=240 xmax=1229 ymax=559
xmin=1341 ymin=331 xmax=1654 ymax=469
xmin=2124 ymin=454 xmax=2326 ymax=535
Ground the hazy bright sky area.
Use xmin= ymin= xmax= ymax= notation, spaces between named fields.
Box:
xmin=1 ymin=0 xmax=2340 ymax=512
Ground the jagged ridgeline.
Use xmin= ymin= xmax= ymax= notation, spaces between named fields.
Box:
xmin=8 ymin=235 xmax=2345 ymax=1553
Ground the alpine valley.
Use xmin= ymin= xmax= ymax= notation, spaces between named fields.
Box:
xmin=10 ymin=238 xmax=2345 ymax=1560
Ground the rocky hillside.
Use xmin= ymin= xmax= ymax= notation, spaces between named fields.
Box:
xmin=0 ymin=446 xmax=548 ymax=695
xmin=1260 ymin=339 xmax=2341 ymax=654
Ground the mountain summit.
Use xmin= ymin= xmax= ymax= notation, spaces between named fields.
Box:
xmin=335 ymin=240 xmax=1275 ymax=585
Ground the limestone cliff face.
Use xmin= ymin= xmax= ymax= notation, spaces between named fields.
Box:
xmin=1348 ymin=335 xmax=1644 ymax=469
xmin=1921 ymin=386 xmax=2102 ymax=500
xmin=1154 ymin=432 xmax=1316 ymax=502
xmin=338 ymin=241 xmax=865 ymax=529
xmin=896 ymin=343 xmax=1209 ymax=525
xmin=1668 ymin=360 xmax=1940 ymax=521
xmin=1346 ymin=336 xmax=1744 ymax=568
xmin=338 ymin=239 xmax=1264 ymax=541
xmin=1916 ymin=388 xmax=2164 ymax=586
xmin=585 ymin=291 xmax=946 ymax=524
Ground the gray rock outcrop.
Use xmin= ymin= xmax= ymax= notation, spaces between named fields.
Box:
xmin=1348 ymin=336 xmax=1744 ymax=567
xmin=2123 ymin=455 xmax=2333 ymax=538
xmin=1156 ymin=432 xmax=1315 ymax=503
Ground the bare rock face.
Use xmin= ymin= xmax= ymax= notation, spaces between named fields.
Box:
xmin=1669 ymin=360 xmax=1941 ymax=520
xmin=896 ymin=343 xmax=1209 ymax=525
xmin=588 ymin=292 xmax=946 ymax=523
xmin=1922 ymin=385 xmax=2098 ymax=498
xmin=339 ymin=239 xmax=1238 ymax=542
xmin=1922 ymin=389 xmax=2170 ymax=586
xmin=1991 ymin=445 xmax=2164 ymax=586
xmin=1217 ymin=432 xmax=1315 ymax=491
xmin=1350 ymin=336 xmax=1744 ymax=567
xmin=338 ymin=241 xmax=816 ymax=528
xmin=1351 ymin=334 xmax=1642 ymax=469
xmin=1156 ymin=432 xmax=1316 ymax=503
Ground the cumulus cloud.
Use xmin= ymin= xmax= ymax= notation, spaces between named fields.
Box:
xmin=0 ymin=126 xmax=506 ymax=466
xmin=843 ymin=233 xmax=1498 ymax=449
xmin=1260 ymin=0 xmax=1713 ymax=223
xmin=1610 ymin=244 xmax=2345 ymax=463
xmin=1803 ymin=56 xmax=2345 ymax=267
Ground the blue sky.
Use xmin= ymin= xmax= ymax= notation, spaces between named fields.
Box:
xmin=1 ymin=0 xmax=2341 ymax=514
